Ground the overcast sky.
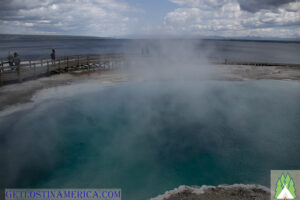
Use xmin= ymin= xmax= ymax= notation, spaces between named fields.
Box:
xmin=0 ymin=0 xmax=299 ymax=38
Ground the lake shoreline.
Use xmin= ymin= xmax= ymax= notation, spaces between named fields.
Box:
xmin=0 ymin=64 xmax=300 ymax=115
xmin=0 ymin=70 xmax=128 ymax=115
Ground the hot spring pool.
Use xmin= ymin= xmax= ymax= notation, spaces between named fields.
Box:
xmin=1 ymin=80 xmax=300 ymax=199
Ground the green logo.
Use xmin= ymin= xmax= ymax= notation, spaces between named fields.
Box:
xmin=275 ymin=173 xmax=296 ymax=199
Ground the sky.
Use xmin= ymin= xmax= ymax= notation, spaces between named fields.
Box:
xmin=0 ymin=0 xmax=299 ymax=38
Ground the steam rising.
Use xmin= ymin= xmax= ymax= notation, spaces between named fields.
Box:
xmin=123 ymin=40 xmax=214 ymax=81
xmin=1 ymin=41 xmax=300 ymax=200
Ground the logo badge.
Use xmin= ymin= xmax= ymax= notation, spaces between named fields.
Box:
xmin=274 ymin=173 xmax=296 ymax=200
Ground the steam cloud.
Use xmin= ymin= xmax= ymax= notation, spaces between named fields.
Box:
xmin=1 ymin=41 xmax=300 ymax=200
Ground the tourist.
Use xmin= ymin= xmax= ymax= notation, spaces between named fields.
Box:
xmin=13 ymin=52 xmax=21 ymax=68
xmin=51 ymin=49 xmax=56 ymax=64
xmin=7 ymin=51 xmax=14 ymax=68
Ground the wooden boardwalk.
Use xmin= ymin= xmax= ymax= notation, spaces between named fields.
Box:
xmin=0 ymin=54 xmax=125 ymax=85
xmin=217 ymin=60 xmax=300 ymax=67
xmin=1 ymin=53 xmax=299 ymax=86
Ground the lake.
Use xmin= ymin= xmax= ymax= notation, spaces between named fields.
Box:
xmin=1 ymin=35 xmax=300 ymax=64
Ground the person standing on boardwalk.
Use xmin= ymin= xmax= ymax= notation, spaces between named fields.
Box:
xmin=13 ymin=52 xmax=20 ymax=67
xmin=7 ymin=51 xmax=14 ymax=69
xmin=51 ymin=49 xmax=56 ymax=64
xmin=13 ymin=52 xmax=21 ymax=82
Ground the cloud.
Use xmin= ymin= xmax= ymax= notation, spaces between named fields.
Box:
xmin=169 ymin=0 xmax=299 ymax=12
xmin=0 ymin=0 xmax=299 ymax=38
xmin=163 ymin=0 xmax=300 ymax=38
xmin=0 ymin=0 xmax=139 ymax=36
xmin=169 ymin=0 xmax=233 ymax=8
xmin=237 ymin=0 xmax=297 ymax=12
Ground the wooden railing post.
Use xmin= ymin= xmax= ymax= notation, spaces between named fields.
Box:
xmin=59 ymin=59 xmax=61 ymax=72
xmin=47 ymin=60 xmax=50 ymax=75
xmin=17 ymin=65 xmax=21 ymax=83
xmin=87 ymin=55 xmax=90 ymax=72
xmin=109 ymin=57 xmax=112 ymax=70
xmin=98 ymin=55 xmax=101 ymax=69
xmin=67 ymin=56 xmax=69 ymax=72
xmin=0 ymin=60 xmax=3 ymax=85
xmin=34 ymin=63 xmax=36 ymax=79
xmin=40 ymin=59 xmax=43 ymax=78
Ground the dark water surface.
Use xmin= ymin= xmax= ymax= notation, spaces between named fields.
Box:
xmin=1 ymin=35 xmax=300 ymax=64
xmin=1 ymin=80 xmax=300 ymax=199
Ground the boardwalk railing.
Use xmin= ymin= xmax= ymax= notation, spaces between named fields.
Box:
xmin=0 ymin=54 xmax=125 ymax=85
xmin=215 ymin=60 xmax=300 ymax=67
xmin=1 ymin=53 xmax=299 ymax=86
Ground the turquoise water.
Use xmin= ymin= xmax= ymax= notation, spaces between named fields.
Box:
xmin=1 ymin=80 xmax=300 ymax=199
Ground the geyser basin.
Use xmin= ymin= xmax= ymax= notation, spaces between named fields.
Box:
xmin=1 ymin=80 xmax=300 ymax=200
